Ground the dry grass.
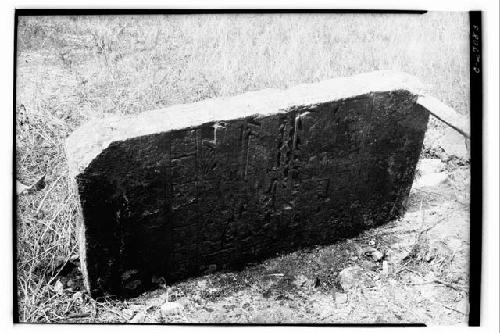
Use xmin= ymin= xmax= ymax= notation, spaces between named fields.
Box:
xmin=15 ymin=12 xmax=470 ymax=322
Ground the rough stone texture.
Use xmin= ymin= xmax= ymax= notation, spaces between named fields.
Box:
xmin=67 ymin=71 xmax=436 ymax=298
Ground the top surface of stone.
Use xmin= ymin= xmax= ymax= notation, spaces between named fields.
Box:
xmin=417 ymin=95 xmax=470 ymax=138
xmin=66 ymin=70 xmax=426 ymax=178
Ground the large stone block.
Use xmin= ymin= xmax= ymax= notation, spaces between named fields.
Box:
xmin=67 ymin=71 xmax=437 ymax=298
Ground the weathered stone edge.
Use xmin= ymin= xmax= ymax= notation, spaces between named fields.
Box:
xmin=65 ymin=70 xmax=464 ymax=179
xmin=417 ymin=95 xmax=470 ymax=139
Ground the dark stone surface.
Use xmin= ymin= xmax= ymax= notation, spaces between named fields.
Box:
xmin=75 ymin=90 xmax=429 ymax=298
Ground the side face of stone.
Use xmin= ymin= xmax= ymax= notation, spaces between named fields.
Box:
xmin=76 ymin=90 xmax=429 ymax=297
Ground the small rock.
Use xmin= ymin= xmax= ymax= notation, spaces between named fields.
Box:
xmin=413 ymin=172 xmax=448 ymax=189
xmin=16 ymin=181 xmax=30 ymax=195
xmin=418 ymin=158 xmax=445 ymax=173
xmin=160 ymin=301 xmax=183 ymax=317
xmin=16 ymin=175 xmax=45 ymax=195
xmin=371 ymin=250 xmax=384 ymax=262
xmin=66 ymin=279 xmax=74 ymax=288
xmin=129 ymin=311 xmax=146 ymax=323
xmin=335 ymin=292 xmax=348 ymax=304
xmin=368 ymin=240 xmax=375 ymax=246
xmin=382 ymin=261 xmax=389 ymax=275
xmin=71 ymin=291 xmax=84 ymax=302
xmin=54 ymin=280 xmax=64 ymax=295
xmin=122 ymin=308 xmax=135 ymax=320
xmin=338 ymin=266 xmax=363 ymax=291
xmin=191 ymin=294 xmax=202 ymax=304
xmin=364 ymin=248 xmax=384 ymax=262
